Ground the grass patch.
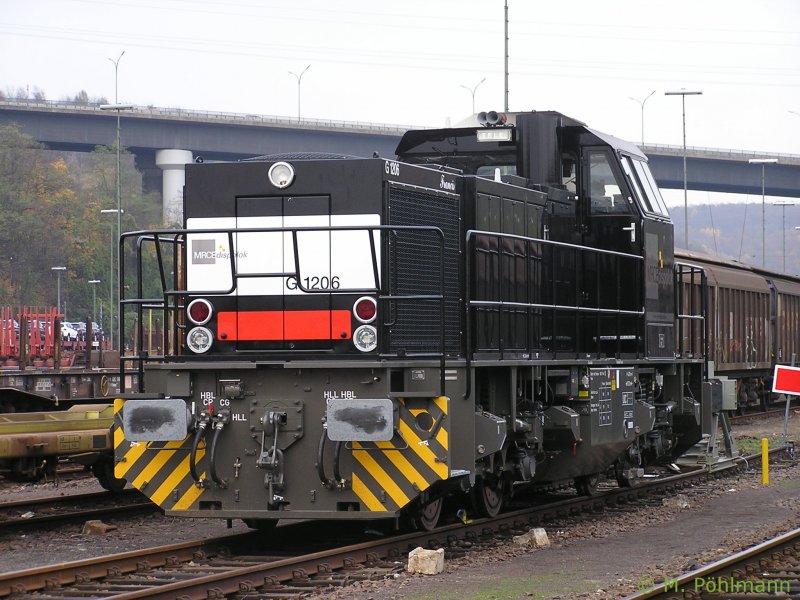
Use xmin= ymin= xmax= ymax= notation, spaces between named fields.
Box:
xmin=777 ymin=478 xmax=800 ymax=489
xmin=402 ymin=573 xmax=596 ymax=600
xmin=737 ymin=436 xmax=781 ymax=455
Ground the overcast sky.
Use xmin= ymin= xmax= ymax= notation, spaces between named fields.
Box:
xmin=2 ymin=0 xmax=799 ymax=157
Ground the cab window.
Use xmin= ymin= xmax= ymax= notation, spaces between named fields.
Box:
xmin=622 ymin=155 xmax=669 ymax=217
xmin=476 ymin=164 xmax=517 ymax=178
xmin=587 ymin=149 xmax=631 ymax=214
xmin=634 ymin=160 xmax=670 ymax=216
xmin=621 ymin=156 xmax=652 ymax=212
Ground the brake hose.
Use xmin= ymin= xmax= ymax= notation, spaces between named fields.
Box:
xmin=189 ymin=417 xmax=209 ymax=483
xmin=316 ymin=425 xmax=336 ymax=488
xmin=333 ymin=441 xmax=344 ymax=484
xmin=209 ymin=420 xmax=226 ymax=487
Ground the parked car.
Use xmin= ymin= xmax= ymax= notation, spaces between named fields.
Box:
xmin=61 ymin=323 xmax=78 ymax=341
xmin=66 ymin=321 xmax=85 ymax=333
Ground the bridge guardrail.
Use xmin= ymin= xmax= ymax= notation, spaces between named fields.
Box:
xmin=0 ymin=98 xmax=417 ymax=136
xmin=642 ymin=143 xmax=800 ymax=164
xmin=2 ymin=99 xmax=799 ymax=161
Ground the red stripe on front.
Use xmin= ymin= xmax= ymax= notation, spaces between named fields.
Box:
xmin=217 ymin=310 xmax=351 ymax=341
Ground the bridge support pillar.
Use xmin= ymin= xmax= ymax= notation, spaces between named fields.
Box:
xmin=155 ymin=149 xmax=193 ymax=225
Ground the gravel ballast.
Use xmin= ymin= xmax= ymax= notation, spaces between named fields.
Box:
xmin=0 ymin=410 xmax=797 ymax=600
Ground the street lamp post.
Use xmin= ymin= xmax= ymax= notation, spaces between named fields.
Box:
xmin=460 ymin=77 xmax=487 ymax=115
xmin=665 ymin=89 xmax=703 ymax=250
xmin=88 ymin=279 xmax=101 ymax=323
xmin=100 ymin=51 xmax=133 ymax=350
xmin=773 ymin=202 xmax=794 ymax=272
xmin=288 ymin=65 xmax=311 ymax=122
xmin=102 ymin=51 xmax=127 ymax=253
xmin=628 ymin=90 xmax=656 ymax=146
xmin=749 ymin=158 xmax=779 ymax=268
xmin=100 ymin=208 xmax=123 ymax=350
xmin=51 ymin=266 xmax=66 ymax=316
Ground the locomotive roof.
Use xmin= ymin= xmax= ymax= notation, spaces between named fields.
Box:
xmin=395 ymin=109 xmax=647 ymax=162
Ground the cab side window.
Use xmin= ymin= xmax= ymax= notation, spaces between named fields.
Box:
xmin=562 ymin=155 xmax=577 ymax=194
xmin=587 ymin=150 xmax=631 ymax=215
xmin=621 ymin=155 xmax=670 ymax=217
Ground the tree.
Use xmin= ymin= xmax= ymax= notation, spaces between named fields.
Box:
xmin=0 ymin=125 xmax=95 ymax=313
xmin=71 ymin=90 xmax=90 ymax=105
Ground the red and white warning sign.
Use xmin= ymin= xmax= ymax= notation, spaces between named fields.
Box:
xmin=772 ymin=364 xmax=800 ymax=395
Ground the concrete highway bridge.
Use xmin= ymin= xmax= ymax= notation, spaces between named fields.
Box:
xmin=1 ymin=99 xmax=798 ymax=212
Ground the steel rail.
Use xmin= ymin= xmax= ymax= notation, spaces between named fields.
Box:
xmin=0 ymin=488 xmax=154 ymax=531
xmin=0 ymin=467 xmax=716 ymax=598
xmin=623 ymin=527 xmax=800 ymax=599
xmin=0 ymin=488 xmax=137 ymax=511
xmin=0 ymin=447 xmax=788 ymax=599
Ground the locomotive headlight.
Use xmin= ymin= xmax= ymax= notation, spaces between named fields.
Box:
xmin=268 ymin=161 xmax=295 ymax=189
xmin=186 ymin=326 xmax=213 ymax=354
xmin=352 ymin=325 xmax=377 ymax=352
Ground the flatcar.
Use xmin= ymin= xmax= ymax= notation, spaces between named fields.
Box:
xmin=0 ymin=404 xmax=118 ymax=488
xmin=113 ymin=110 xmax=721 ymax=530
xmin=675 ymin=249 xmax=800 ymax=411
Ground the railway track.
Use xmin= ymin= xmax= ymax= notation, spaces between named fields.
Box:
xmin=730 ymin=406 xmax=793 ymax=423
xmin=1 ymin=455 xmax=773 ymax=600
xmin=0 ymin=488 xmax=155 ymax=530
xmin=625 ymin=527 xmax=800 ymax=599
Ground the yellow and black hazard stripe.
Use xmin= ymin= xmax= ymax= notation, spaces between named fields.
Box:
xmin=350 ymin=396 xmax=449 ymax=513
xmin=113 ymin=399 xmax=206 ymax=511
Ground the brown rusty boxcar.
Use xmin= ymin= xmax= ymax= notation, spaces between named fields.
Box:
xmin=676 ymin=249 xmax=800 ymax=409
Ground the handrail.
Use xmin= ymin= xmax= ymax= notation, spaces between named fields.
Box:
xmin=674 ymin=262 xmax=708 ymax=364
xmin=464 ymin=229 xmax=646 ymax=397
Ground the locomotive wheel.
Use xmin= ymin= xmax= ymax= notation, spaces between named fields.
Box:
xmin=574 ymin=474 xmax=600 ymax=496
xmin=471 ymin=476 xmax=504 ymax=518
xmin=92 ymin=460 xmax=126 ymax=493
xmin=413 ymin=497 xmax=443 ymax=531
xmin=242 ymin=518 xmax=279 ymax=531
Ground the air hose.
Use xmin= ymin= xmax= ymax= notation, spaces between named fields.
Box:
xmin=189 ymin=416 xmax=209 ymax=484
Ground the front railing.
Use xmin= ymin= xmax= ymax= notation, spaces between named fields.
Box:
xmin=119 ymin=225 xmax=446 ymax=394
xmin=674 ymin=262 xmax=708 ymax=361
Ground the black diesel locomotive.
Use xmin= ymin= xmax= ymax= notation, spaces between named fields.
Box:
xmin=114 ymin=110 xmax=715 ymax=530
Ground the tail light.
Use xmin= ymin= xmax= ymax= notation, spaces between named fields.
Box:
xmin=353 ymin=296 xmax=377 ymax=323
xmin=187 ymin=298 xmax=212 ymax=325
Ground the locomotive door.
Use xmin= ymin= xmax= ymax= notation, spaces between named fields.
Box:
xmin=618 ymin=155 xmax=676 ymax=358
xmin=232 ymin=195 xmax=335 ymax=350
xmin=579 ymin=147 xmax=643 ymax=356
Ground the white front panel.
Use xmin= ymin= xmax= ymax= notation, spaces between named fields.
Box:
xmin=331 ymin=214 xmax=381 ymax=291
xmin=186 ymin=215 xmax=381 ymax=296
xmin=187 ymin=217 xmax=236 ymax=293
xmin=236 ymin=216 xmax=283 ymax=296
xmin=285 ymin=213 xmax=331 ymax=296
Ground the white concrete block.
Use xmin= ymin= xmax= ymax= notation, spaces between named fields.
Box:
xmin=513 ymin=527 xmax=550 ymax=547
xmin=407 ymin=546 xmax=445 ymax=575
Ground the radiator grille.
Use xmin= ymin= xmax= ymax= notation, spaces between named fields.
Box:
xmin=387 ymin=184 xmax=461 ymax=356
